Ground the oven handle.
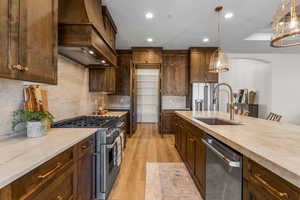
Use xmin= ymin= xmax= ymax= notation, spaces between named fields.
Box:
xmin=202 ymin=139 xmax=241 ymax=168
xmin=105 ymin=137 xmax=120 ymax=149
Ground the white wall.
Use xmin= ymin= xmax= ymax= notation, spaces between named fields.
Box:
xmin=220 ymin=53 xmax=300 ymax=124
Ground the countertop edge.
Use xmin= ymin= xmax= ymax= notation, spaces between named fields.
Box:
xmin=175 ymin=111 xmax=300 ymax=189
xmin=0 ymin=129 xmax=95 ymax=190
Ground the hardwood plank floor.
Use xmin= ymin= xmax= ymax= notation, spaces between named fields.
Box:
xmin=108 ymin=123 xmax=182 ymax=200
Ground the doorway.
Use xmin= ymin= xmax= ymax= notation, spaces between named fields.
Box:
xmin=136 ymin=68 xmax=160 ymax=123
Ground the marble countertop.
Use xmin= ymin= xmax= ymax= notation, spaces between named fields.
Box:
xmin=175 ymin=111 xmax=300 ymax=188
xmin=0 ymin=128 xmax=96 ymax=189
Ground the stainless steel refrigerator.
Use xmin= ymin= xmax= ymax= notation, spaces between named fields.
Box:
xmin=192 ymin=83 xmax=218 ymax=111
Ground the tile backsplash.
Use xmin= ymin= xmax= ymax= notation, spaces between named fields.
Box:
xmin=0 ymin=56 xmax=106 ymax=139
xmin=162 ymin=96 xmax=187 ymax=110
xmin=107 ymin=95 xmax=130 ymax=109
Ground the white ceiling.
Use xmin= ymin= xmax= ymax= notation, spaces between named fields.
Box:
xmin=103 ymin=0 xmax=300 ymax=53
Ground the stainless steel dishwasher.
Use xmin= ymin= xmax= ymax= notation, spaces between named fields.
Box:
xmin=202 ymin=136 xmax=242 ymax=200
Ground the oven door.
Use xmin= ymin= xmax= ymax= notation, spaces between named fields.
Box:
xmin=96 ymin=138 xmax=120 ymax=200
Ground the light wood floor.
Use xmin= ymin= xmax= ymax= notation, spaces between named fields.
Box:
xmin=108 ymin=123 xmax=182 ymax=200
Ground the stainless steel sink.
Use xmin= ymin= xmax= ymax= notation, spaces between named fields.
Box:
xmin=194 ymin=118 xmax=242 ymax=125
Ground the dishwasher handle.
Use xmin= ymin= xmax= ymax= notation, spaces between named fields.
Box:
xmin=202 ymin=139 xmax=241 ymax=168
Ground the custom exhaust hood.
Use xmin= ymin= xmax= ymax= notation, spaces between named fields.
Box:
xmin=58 ymin=0 xmax=117 ymax=67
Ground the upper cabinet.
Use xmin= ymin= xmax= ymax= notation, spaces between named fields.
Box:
xmin=190 ymin=47 xmax=218 ymax=83
xmin=89 ymin=67 xmax=116 ymax=94
xmin=0 ymin=0 xmax=58 ymax=84
xmin=132 ymin=47 xmax=162 ymax=64
xmin=162 ymin=50 xmax=189 ymax=96
xmin=116 ymin=50 xmax=132 ymax=96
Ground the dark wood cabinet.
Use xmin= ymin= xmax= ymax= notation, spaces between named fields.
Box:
xmin=89 ymin=67 xmax=116 ymax=93
xmin=186 ymin=130 xmax=196 ymax=172
xmin=162 ymin=51 xmax=189 ymax=96
xmin=243 ymin=157 xmax=300 ymax=200
xmin=132 ymin=47 xmax=162 ymax=64
xmin=0 ymin=0 xmax=58 ymax=84
xmin=190 ymin=47 xmax=218 ymax=83
xmin=0 ymin=135 xmax=96 ymax=200
xmin=194 ymin=137 xmax=206 ymax=196
xmin=116 ymin=50 xmax=132 ymax=95
xmin=161 ymin=110 xmax=176 ymax=134
xmin=174 ymin=115 xmax=206 ymax=198
xmin=77 ymin=136 xmax=95 ymax=200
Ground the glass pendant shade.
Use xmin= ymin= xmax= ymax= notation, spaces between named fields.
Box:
xmin=209 ymin=47 xmax=229 ymax=73
xmin=271 ymin=0 xmax=300 ymax=47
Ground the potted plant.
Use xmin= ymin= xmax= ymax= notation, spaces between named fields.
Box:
xmin=12 ymin=110 xmax=54 ymax=138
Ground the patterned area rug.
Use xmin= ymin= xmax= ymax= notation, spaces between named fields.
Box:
xmin=145 ymin=162 xmax=203 ymax=200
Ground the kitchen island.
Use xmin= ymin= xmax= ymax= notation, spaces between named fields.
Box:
xmin=175 ymin=111 xmax=300 ymax=199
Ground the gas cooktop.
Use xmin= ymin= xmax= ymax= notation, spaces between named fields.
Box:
xmin=51 ymin=116 xmax=118 ymax=128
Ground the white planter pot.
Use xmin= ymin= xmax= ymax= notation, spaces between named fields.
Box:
xmin=26 ymin=121 xmax=45 ymax=138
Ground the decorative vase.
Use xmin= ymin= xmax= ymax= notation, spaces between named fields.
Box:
xmin=26 ymin=121 xmax=45 ymax=138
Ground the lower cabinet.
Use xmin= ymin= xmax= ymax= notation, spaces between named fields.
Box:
xmin=0 ymin=134 xmax=95 ymax=200
xmin=77 ymin=136 xmax=95 ymax=200
xmin=161 ymin=110 xmax=176 ymax=134
xmin=243 ymin=157 xmax=300 ymax=200
xmin=174 ymin=116 xmax=206 ymax=198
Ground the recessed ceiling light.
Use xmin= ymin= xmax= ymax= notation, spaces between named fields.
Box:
xmin=147 ymin=38 xmax=153 ymax=42
xmin=224 ymin=12 xmax=234 ymax=19
xmin=203 ymin=37 xmax=210 ymax=42
xmin=145 ymin=12 xmax=154 ymax=19
xmin=101 ymin=60 xmax=106 ymax=64
xmin=88 ymin=50 xmax=94 ymax=55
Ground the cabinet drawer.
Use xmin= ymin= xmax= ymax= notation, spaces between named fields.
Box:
xmin=243 ymin=157 xmax=299 ymax=200
xmin=11 ymin=147 xmax=74 ymax=200
xmin=77 ymin=136 xmax=94 ymax=159
xmin=32 ymin=164 xmax=75 ymax=200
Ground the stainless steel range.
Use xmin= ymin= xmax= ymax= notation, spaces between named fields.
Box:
xmin=52 ymin=116 xmax=124 ymax=200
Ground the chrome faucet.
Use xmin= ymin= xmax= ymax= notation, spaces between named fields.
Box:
xmin=213 ymin=83 xmax=235 ymax=120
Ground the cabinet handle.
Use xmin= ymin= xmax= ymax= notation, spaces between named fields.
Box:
xmin=81 ymin=145 xmax=88 ymax=149
xmin=56 ymin=195 xmax=64 ymax=200
xmin=10 ymin=64 xmax=29 ymax=72
xmin=38 ymin=162 xmax=63 ymax=179
xmin=251 ymin=174 xmax=289 ymax=200
xmin=189 ymin=138 xmax=196 ymax=142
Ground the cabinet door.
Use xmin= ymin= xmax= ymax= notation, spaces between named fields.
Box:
xmin=194 ymin=137 xmax=206 ymax=197
xmin=243 ymin=180 xmax=278 ymax=200
xmin=17 ymin=0 xmax=58 ymax=84
xmin=77 ymin=153 xmax=94 ymax=200
xmin=77 ymin=138 xmax=95 ymax=200
xmin=106 ymin=67 xmax=116 ymax=94
xmin=162 ymin=111 xmax=175 ymax=134
xmin=116 ymin=52 xmax=131 ymax=95
xmin=89 ymin=68 xmax=106 ymax=92
xmin=0 ymin=0 xmax=15 ymax=80
xmin=186 ymin=131 xmax=195 ymax=172
xmin=179 ymin=124 xmax=187 ymax=160
xmin=190 ymin=47 xmax=218 ymax=83
xmin=163 ymin=53 xmax=189 ymax=96
xmin=174 ymin=118 xmax=180 ymax=149
xmin=132 ymin=47 xmax=162 ymax=64
xmin=32 ymin=165 xmax=76 ymax=200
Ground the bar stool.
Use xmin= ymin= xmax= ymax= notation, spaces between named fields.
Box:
xmin=266 ymin=112 xmax=282 ymax=122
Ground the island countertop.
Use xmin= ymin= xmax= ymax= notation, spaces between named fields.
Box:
xmin=175 ymin=111 xmax=300 ymax=188
xmin=0 ymin=128 xmax=97 ymax=189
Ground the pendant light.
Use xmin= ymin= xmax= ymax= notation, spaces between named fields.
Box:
xmin=271 ymin=0 xmax=300 ymax=47
xmin=209 ymin=6 xmax=229 ymax=73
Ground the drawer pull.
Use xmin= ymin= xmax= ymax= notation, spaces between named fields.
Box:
xmin=252 ymin=174 xmax=289 ymax=200
xmin=38 ymin=162 xmax=62 ymax=179
xmin=56 ymin=195 xmax=63 ymax=200
xmin=10 ymin=64 xmax=29 ymax=72
xmin=81 ymin=145 xmax=88 ymax=150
